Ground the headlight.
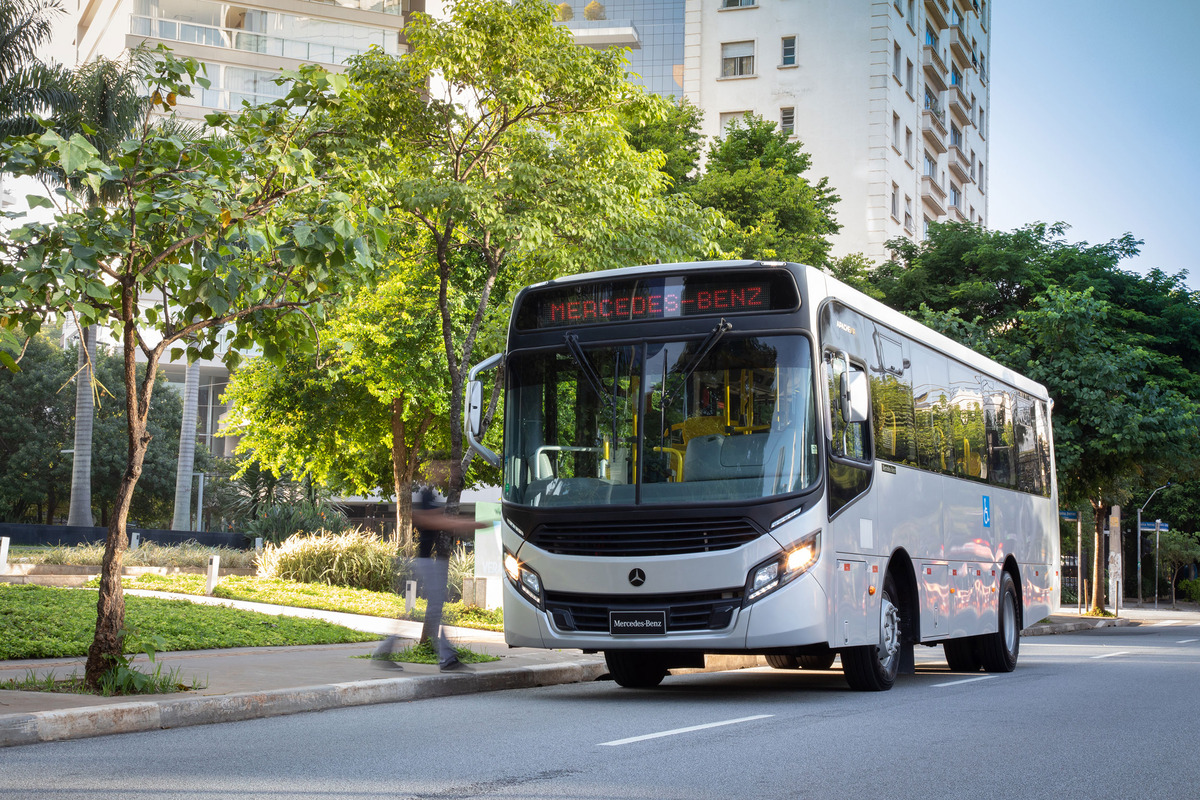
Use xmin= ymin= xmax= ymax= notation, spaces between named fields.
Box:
xmin=504 ymin=549 xmax=543 ymax=607
xmin=745 ymin=530 xmax=821 ymax=604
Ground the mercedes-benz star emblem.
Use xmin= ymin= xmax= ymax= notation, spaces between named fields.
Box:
xmin=628 ymin=568 xmax=646 ymax=587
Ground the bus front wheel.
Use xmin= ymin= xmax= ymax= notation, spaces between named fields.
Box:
xmin=978 ymin=571 xmax=1020 ymax=672
xmin=765 ymin=652 xmax=835 ymax=670
xmin=605 ymin=651 xmax=667 ymax=688
xmin=842 ymin=574 xmax=901 ymax=691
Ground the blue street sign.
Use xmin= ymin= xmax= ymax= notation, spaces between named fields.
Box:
xmin=982 ymin=495 xmax=991 ymax=528
xmin=1139 ymin=522 xmax=1169 ymax=532
xmin=1059 ymin=511 xmax=1079 ymax=521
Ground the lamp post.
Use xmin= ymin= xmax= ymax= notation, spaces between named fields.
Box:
xmin=1137 ymin=482 xmax=1170 ymax=606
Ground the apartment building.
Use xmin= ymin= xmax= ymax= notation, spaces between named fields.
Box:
xmin=687 ymin=0 xmax=989 ymax=263
xmin=70 ymin=0 xmax=413 ymax=118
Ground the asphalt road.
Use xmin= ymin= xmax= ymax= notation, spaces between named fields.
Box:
xmin=3 ymin=623 xmax=1198 ymax=800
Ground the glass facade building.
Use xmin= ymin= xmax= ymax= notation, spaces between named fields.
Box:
xmin=558 ymin=0 xmax=684 ymax=98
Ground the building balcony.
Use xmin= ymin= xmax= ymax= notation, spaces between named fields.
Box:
xmin=559 ymin=19 xmax=641 ymax=50
xmin=948 ymin=203 xmax=967 ymax=222
xmin=947 ymin=83 xmax=972 ymax=126
xmin=948 ymin=24 xmax=972 ymax=66
xmin=921 ymin=175 xmax=947 ymax=216
xmin=129 ymin=14 xmax=390 ymax=67
xmin=925 ymin=0 xmax=949 ymax=29
xmin=922 ymin=45 xmax=948 ymax=92
xmin=947 ymin=145 xmax=972 ymax=184
xmin=922 ymin=103 xmax=948 ymax=153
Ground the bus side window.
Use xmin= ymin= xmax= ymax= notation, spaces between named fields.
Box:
xmin=828 ymin=355 xmax=870 ymax=462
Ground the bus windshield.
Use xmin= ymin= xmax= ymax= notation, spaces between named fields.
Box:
xmin=504 ymin=334 xmax=819 ymax=507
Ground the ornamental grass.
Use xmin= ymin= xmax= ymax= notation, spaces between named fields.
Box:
xmin=256 ymin=529 xmax=409 ymax=593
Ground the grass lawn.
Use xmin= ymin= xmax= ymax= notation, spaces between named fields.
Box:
xmin=113 ymin=573 xmax=505 ymax=632
xmin=0 ymin=583 xmax=378 ymax=661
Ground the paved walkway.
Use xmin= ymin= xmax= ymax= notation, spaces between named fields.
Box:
xmin=2 ymin=594 xmax=1196 ymax=748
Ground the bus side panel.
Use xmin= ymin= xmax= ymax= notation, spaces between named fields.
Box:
xmin=919 ymin=562 xmax=949 ymax=639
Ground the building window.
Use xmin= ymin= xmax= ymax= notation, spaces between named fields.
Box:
xmin=923 ymin=151 xmax=937 ymax=178
xmin=970 ymin=149 xmax=976 ymax=180
xmin=721 ymin=0 xmax=756 ymax=7
xmin=951 ymin=65 xmax=963 ymax=87
xmin=780 ymin=107 xmax=795 ymax=136
xmin=891 ymin=184 xmax=899 ymax=219
xmin=893 ymin=42 xmax=902 ymax=80
xmin=721 ymin=41 xmax=755 ymax=77
xmin=950 ymin=123 xmax=962 ymax=148
xmin=904 ymin=196 xmax=913 ymax=231
xmin=923 ymin=216 xmax=932 ymax=238
xmin=979 ymin=107 xmax=985 ymax=134
xmin=905 ymin=58 xmax=913 ymax=94
xmin=892 ymin=113 xmax=900 ymax=149
xmin=950 ymin=183 xmax=961 ymax=208
xmin=907 ymin=0 xmax=915 ymax=21
xmin=925 ymin=25 xmax=938 ymax=49
xmin=905 ymin=127 xmax=913 ymax=162
xmin=720 ymin=111 xmax=750 ymax=131
xmin=781 ymin=35 xmax=797 ymax=66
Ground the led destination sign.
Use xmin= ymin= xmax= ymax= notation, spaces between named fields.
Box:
xmin=516 ymin=272 xmax=799 ymax=330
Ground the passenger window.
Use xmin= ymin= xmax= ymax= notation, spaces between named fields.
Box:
xmin=828 ymin=354 xmax=870 ymax=462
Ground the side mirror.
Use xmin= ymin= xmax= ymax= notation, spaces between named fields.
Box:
xmin=843 ymin=369 xmax=870 ymax=424
xmin=465 ymin=353 xmax=503 ymax=468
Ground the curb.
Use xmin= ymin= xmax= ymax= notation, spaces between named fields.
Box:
xmin=1023 ymin=618 xmax=1134 ymax=636
xmin=0 ymin=660 xmax=606 ymax=748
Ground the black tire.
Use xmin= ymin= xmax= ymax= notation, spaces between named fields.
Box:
xmin=842 ymin=574 xmax=902 ymax=691
xmin=979 ymin=571 xmax=1020 ymax=672
xmin=765 ymin=654 xmax=799 ymax=670
xmin=943 ymin=637 xmax=982 ymax=672
xmin=604 ymin=651 xmax=667 ymax=688
xmin=796 ymin=652 xmax=836 ymax=670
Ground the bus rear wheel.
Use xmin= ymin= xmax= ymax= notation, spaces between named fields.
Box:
xmin=765 ymin=652 xmax=835 ymax=671
xmin=979 ymin=571 xmax=1020 ymax=672
xmin=605 ymin=651 xmax=667 ymax=688
xmin=842 ymin=574 xmax=901 ymax=691
xmin=943 ymin=637 xmax=982 ymax=672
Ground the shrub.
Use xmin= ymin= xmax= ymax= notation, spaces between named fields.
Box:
xmin=244 ymin=502 xmax=348 ymax=545
xmin=447 ymin=542 xmax=475 ymax=603
xmin=19 ymin=541 xmax=256 ymax=569
xmin=1180 ymin=578 xmax=1200 ymax=604
xmin=256 ymin=530 xmax=399 ymax=593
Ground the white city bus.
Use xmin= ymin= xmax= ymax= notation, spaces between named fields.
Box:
xmin=465 ymin=260 xmax=1059 ymax=690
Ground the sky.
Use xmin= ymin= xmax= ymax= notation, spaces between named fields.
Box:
xmin=988 ymin=0 xmax=1200 ymax=290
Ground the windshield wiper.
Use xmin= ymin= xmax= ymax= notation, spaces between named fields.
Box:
xmin=564 ymin=333 xmax=612 ymax=404
xmin=659 ymin=318 xmax=732 ymax=409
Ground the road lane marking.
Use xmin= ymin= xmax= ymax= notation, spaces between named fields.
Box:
xmin=1153 ymin=620 xmax=1182 ymax=626
xmin=1177 ymin=639 xmax=1199 ymax=644
xmin=598 ymin=715 xmax=774 ymax=746
xmin=1090 ymin=651 xmax=1130 ymax=659
xmin=932 ymin=675 xmax=996 ymax=688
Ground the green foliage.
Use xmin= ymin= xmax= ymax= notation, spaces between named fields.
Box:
xmin=1157 ymin=530 xmax=1200 ymax=605
xmin=255 ymin=529 xmax=400 ymax=592
xmin=583 ymin=0 xmax=604 ymax=20
xmin=96 ymin=630 xmax=197 ymax=696
xmin=0 ymin=333 xmax=184 ymax=525
xmin=553 ymin=2 xmax=572 ymax=21
xmin=1179 ymin=578 xmax=1200 ymax=604
xmin=373 ymin=639 xmax=499 ymax=665
xmin=621 ymin=95 xmax=705 ymax=189
xmin=244 ymin=502 xmax=349 ymax=546
xmin=686 ymin=114 xmax=841 ymax=266
xmin=0 ymin=583 xmax=376 ymax=660
xmin=15 ymin=540 xmax=257 ymax=569
xmin=0 ymin=0 xmax=75 ymax=138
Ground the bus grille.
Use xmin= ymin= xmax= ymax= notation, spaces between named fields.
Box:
xmin=528 ymin=518 xmax=763 ymax=557
xmin=544 ymin=589 xmax=743 ymax=633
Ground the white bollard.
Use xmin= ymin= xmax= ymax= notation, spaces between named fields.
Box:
xmin=405 ymin=580 xmax=417 ymax=613
xmin=254 ymin=537 xmax=263 ymax=553
xmin=0 ymin=536 xmax=9 ymax=571
xmin=129 ymin=531 xmax=140 ymax=550
xmin=205 ymin=554 xmax=221 ymax=595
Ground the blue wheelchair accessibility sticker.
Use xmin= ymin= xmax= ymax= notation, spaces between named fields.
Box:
xmin=982 ymin=495 xmax=991 ymax=528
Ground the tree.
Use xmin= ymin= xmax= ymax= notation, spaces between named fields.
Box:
xmin=0 ymin=51 xmax=369 ymax=686
xmin=0 ymin=0 xmax=73 ymax=138
xmin=1156 ymin=530 xmax=1200 ymax=608
xmin=686 ymin=114 xmax=841 ymax=266
xmin=334 ymin=0 xmax=718 ymax=509
xmin=620 ymin=95 xmax=705 ymax=189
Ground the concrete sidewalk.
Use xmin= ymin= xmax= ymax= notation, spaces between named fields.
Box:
xmin=2 ymin=594 xmax=1195 ymax=748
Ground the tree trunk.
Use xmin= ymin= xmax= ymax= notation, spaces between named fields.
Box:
xmin=67 ymin=326 xmax=97 ymax=526
xmin=171 ymin=361 xmax=201 ymax=530
xmin=1089 ymin=499 xmax=1106 ymax=613
xmin=84 ymin=309 xmax=157 ymax=689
